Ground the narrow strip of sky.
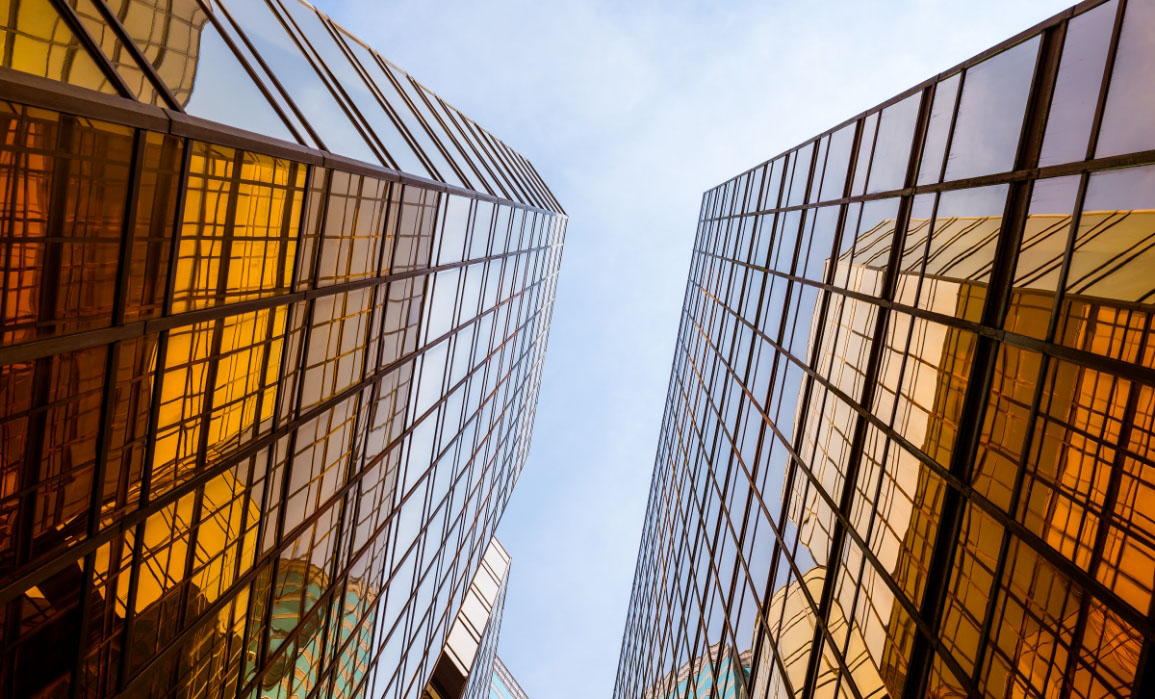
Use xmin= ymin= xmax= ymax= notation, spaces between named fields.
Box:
xmin=313 ymin=1 xmax=1076 ymax=696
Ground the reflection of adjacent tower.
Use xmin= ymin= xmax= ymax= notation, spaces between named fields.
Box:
xmin=248 ymin=558 xmax=372 ymax=699
xmin=786 ymin=211 xmax=1151 ymax=698
xmin=0 ymin=0 xmax=208 ymax=105
xmin=643 ymin=644 xmax=753 ymax=699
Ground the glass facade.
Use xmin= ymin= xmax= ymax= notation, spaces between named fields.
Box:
xmin=614 ymin=1 xmax=1154 ymax=698
xmin=0 ymin=1 xmax=565 ymax=699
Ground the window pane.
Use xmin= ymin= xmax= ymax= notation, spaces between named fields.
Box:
xmin=945 ymin=37 xmax=1040 ymax=181
xmin=279 ymin=1 xmax=429 ymax=176
xmin=1039 ymin=0 xmax=1117 ymax=166
xmin=1096 ymin=0 xmax=1155 ymax=157
xmin=1005 ymin=175 xmax=1080 ymax=339
xmin=818 ymin=123 xmax=855 ymax=202
xmin=0 ymin=0 xmax=117 ymax=94
xmin=217 ymin=0 xmax=377 ymax=162
xmin=0 ymin=102 xmax=134 ymax=344
xmin=1063 ymin=164 xmax=1155 ymax=307
xmin=867 ymin=92 xmax=920 ymax=194
xmin=917 ymin=74 xmax=960 ymax=185
xmin=917 ymin=184 xmax=1009 ymax=321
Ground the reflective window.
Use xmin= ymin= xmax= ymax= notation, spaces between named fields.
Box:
xmin=1039 ymin=0 xmax=1117 ymax=165
xmin=1005 ymin=175 xmax=1080 ymax=339
xmin=867 ymin=92 xmax=920 ymax=194
xmin=216 ymin=0 xmax=377 ymax=162
xmin=0 ymin=0 xmax=117 ymax=94
xmin=66 ymin=0 xmax=162 ymax=104
xmin=171 ymin=143 xmax=304 ymax=312
xmin=1096 ymin=0 xmax=1155 ymax=157
xmin=0 ymin=102 xmax=133 ymax=344
xmin=1062 ymin=164 xmax=1155 ymax=311
xmin=917 ymin=73 xmax=960 ymax=185
xmin=278 ymin=1 xmax=429 ymax=176
xmin=818 ymin=123 xmax=855 ymax=202
xmin=945 ymin=37 xmax=1040 ymax=180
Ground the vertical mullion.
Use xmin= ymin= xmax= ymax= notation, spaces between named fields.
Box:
xmin=87 ymin=0 xmax=181 ymax=109
xmin=267 ymin=0 xmax=394 ymax=170
xmin=115 ymin=133 xmax=192 ymax=692
xmin=448 ymin=106 xmax=510 ymax=200
xmin=409 ymin=79 xmax=489 ymax=193
xmin=203 ymin=0 xmax=319 ymax=150
xmin=47 ymin=0 xmax=134 ymax=98
xmin=902 ymin=22 xmax=1062 ymax=699
xmin=801 ymin=83 xmax=932 ymax=699
xmin=68 ymin=126 xmax=146 ymax=699
xmin=321 ymin=20 xmax=443 ymax=182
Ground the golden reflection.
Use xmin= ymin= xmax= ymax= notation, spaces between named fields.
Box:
xmin=0 ymin=8 xmax=558 ymax=689
xmin=770 ymin=206 xmax=1155 ymax=697
xmin=100 ymin=0 xmax=207 ymax=105
xmin=0 ymin=101 xmax=133 ymax=344
xmin=0 ymin=0 xmax=116 ymax=93
xmin=173 ymin=143 xmax=303 ymax=313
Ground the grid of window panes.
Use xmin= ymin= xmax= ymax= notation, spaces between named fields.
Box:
xmin=0 ymin=1 xmax=566 ymax=698
xmin=615 ymin=2 xmax=1155 ymax=698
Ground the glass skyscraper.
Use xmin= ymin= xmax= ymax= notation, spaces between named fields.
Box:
xmin=0 ymin=1 xmax=565 ymax=698
xmin=423 ymin=539 xmax=510 ymax=699
xmin=615 ymin=1 xmax=1153 ymax=698
xmin=489 ymin=658 xmax=529 ymax=699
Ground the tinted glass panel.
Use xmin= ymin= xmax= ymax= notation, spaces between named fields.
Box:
xmin=1039 ymin=0 xmax=1116 ymax=165
xmin=279 ymin=0 xmax=429 ymax=176
xmin=945 ymin=37 xmax=1040 ymax=180
xmin=1096 ymin=0 xmax=1155 ymax=157
xmin=0 ymin=0 xmax=116 ymax=94
xmin=217 ymin=0 xmax=377 ymax=162
xmin=867 ymin=93 xmax=920 ymax=194
xmin=917 ymin=74 xmax=960 ymax=185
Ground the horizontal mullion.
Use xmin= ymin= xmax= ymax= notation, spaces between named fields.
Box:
xmin=0 ymin=242 xmax=552 ymax=367
xmin=696 ymin=250 xmax=1155 ymax=387
xmin=0 ymin=68 xmax=562 ymax=217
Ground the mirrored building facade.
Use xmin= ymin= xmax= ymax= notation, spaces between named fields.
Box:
xmin=615 ymin=1 xmax=1154 ymax=697
xmin=0 ymin=1 xmax=565 ymax=698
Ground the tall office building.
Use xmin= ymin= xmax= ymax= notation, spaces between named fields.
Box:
xmin=0 ymin=1 xmax=565 ymax=698
xmin=423 ymin=539 xmax=510 ymax=699
xmin=489 ymin=658 xmax=529 ymax=699
xmin=615 ymin=1 xmax=1153 ymax=697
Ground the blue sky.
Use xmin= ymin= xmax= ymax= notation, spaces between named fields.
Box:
xmin=312 ymin=1 xmax=1072 ymax=696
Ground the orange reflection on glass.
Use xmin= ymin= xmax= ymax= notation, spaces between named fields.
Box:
xmin=0 ymin=101 xmax=133 ymax=344
xmin=172 ymin=143 xmax=303 ymax=313
xmin=0 ymin=0 xmax=117 ymax=93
